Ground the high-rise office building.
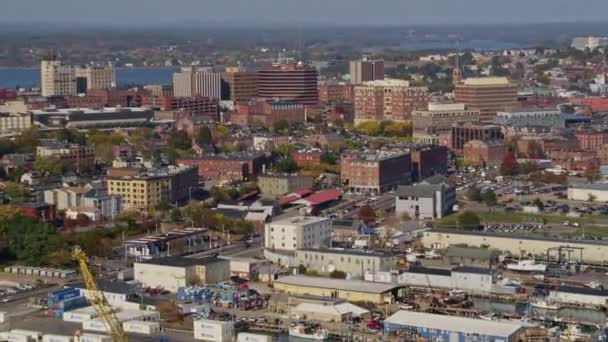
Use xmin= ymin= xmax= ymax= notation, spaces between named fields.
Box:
xmin=353 ymin=79 xmax=428 ymax=124
xmin=75 ymin=65 xmax=116 ymax=92
xmin=222 ymin=67 xmax=258 ymax=102
xmin=41 ymin=58 xmax=115 ymax=97
xmin=173 ymin=66 xmax=222 ymax=99
xmin=41 ymin=58 xmax=76 ymax=97
xmin=257 ymin=62 xmax=318 ymax=105
xmin=454 ymin=77 xmax=517 ymax=124
xmin=349 ymin=58 xmax=384 ymax=84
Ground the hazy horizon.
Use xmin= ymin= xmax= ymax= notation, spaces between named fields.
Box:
xmin=4 ymin=0 xmax=608 ymax=26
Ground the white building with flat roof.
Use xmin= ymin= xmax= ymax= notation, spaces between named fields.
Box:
xmin=568 ymin=183 xmax=608 ymax=202
xmin=264 ymin=216 xmax=331 ymax=251
xmin=384 ymin=311 xmax=524 ymax=341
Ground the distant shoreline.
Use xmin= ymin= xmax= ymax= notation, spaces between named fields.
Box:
xmin=0 ymin=66 xmax=178 ymax=70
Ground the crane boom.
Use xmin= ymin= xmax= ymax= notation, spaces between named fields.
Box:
xmin=72 ymin=247 xmax=128 ymax=342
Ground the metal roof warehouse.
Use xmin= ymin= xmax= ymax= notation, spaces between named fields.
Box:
xmin=385 ymin=311 xmax=524 ymax=341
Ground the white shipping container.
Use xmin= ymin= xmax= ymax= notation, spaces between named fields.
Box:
xmin=63 ymin=307 xmax=97 ymax=323
xmin=82 ymin=319 xmax=110 ymax=333
xmin=6 ymin=333 xmax=33 ymax=342
xmin=42 ymin=334 xmax=73 ymax=342
xmin=78 ymin=333 xmax=112 ymax=342
xmin=194 ymin=319 xmax=234 ymax=342
xmin=0 ymin=311 xmax=7 ymax=323
xmin=10 ymin=330 xmax=42 ymax=340
xmin=237 ymin=332 xmax=275 ymax=342
xmin=122 ymin=321 xmax=160 ymax=335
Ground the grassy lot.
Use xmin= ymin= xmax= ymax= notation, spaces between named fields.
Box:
xmin=436 ymin=210 xmax=608 ymax=237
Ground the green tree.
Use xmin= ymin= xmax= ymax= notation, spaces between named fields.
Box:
xmin=168 ymin=131 xmax=192 ymax=150
xmin=533 ymin=198 xmax=544 ymax=211
xmin=14 ymin=127 xmax=39 ymax=153
xmin=482 ymin=190 xmax=497 ymax=206
xmin=272 ymin=158 xmax=298 ymax=173
xmin=33 ymin=155 xmax=64 ymax=177
xmin=320 ymin=151 xmax=338 ymax=165
xmin=170 ymin=208 xmax=183 ymax=223
xmin=466 ymin=186 xmax=482 ymax=202
xmin=3 ymin=182 xmax=31 ymax=204
xmin=458 ymin=211 xmax=481 ymax=230
xmin=196 ymin=127 xmax=213 ymax=146
xmin=588 ymin=194 xmax=597 ymax=203
xmin=272 ymin=120 xmax=290 ymax=134
xmin=274 ymin=144 xmax=295 ymax=159
xmin=209 ymin=186 xmax=228 ymax=203
xmin=6 ymin=216 xmax=66 ymax=266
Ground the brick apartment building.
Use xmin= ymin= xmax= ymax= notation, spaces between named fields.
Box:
xmin=291 ymin=151 xmax=323 ymax=168
xmin=340 ymin=151 xmax=412 ymax=194
xmin=410 ymin=145 xmax=448 ymax=181
xmin=354 ymin=80 xmax=428 ymax=124
xmin=36 ymin=142 xmax=95 ymax=174
xmin=0 ymin=88 xmax=17 ymax=103
xmin=517 ymin=136 xmax=579 ymax=156
xmin=143 ymin=95 xmax=219 ymax=120
xmin=14 ymin=203 xmax=56 ymax=223
xmin=177 ymin=152 xmax=269 ymax=182
xmin=463 ymin=140 xmax=507 ymax=167
xmin=575 ymin=130 xmax=608 ymax=151
xmin=318 ymin=82 xmax=354 ymax=103
xmin=231 ymin=99 xmax=305 ymax=126
xmin=66 ymin=88 xmax=145 ymax=108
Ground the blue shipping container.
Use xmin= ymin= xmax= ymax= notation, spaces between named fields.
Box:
xmin=49 ymin=288 xmax=80 ymax=302
xmin=57 ymin=296 xmax=88 ymax=310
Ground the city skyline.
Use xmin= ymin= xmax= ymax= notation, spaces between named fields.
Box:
xmin=4 ymin=0 xmax=608 ymax=26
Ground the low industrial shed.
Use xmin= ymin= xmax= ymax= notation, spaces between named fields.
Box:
xmin=291 ymin=302 xmax=369 ymax=322
xmin=548 ymin=286 xmax=608 ymax=307
xmin=384 ymin=311 xmax=525 ymax=342
xmin=273 ymin=275 xmax=402 ymax=304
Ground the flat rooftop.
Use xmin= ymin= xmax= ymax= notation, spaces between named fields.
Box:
xmin=427 ymin=229 xmax=608 ymax=246
xmin=138 ymin=256 xmax=226 ymax=267
xmin=270 ymin=215 xmax=329 ymax=226
xmin=462 ymin=77 xmax=511 ymax=86
xmin=297 ymin=248 xmax=389 ymax=258
xmin=32 ymin=107 xmax=150 ymax=114
xmin=386 ymin=311 xmax=523 ymax=337
xmin=274 ymin=275 xmax=399 ymax=294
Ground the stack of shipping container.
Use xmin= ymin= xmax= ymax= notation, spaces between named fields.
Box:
xmin=47 ymin=288 xmax=88 ymax=318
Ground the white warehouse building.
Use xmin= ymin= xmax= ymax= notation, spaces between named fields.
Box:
xmin=568 ymin=183 xmax=608 ymax=202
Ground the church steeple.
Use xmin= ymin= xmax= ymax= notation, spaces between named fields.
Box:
xmin=452 ymin=42 xmax=462 ymax=85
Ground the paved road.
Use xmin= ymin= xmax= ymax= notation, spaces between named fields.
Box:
xmin=187 ymin=238 xmax=263 ymax=259
xmin=0 ymin=284 xmax=61 ymax=317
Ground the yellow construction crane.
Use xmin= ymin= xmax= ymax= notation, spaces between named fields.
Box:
xmin=72 ymin=246 xmax=128 ymax=342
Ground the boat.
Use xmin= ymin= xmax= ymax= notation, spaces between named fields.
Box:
xmin=559 ymin=325 xmax=591 ymax=341
xmin=506 ymin=259 xmax=547 ymax=272
xmin=444 ymin=290 xmax=468 ymax=304
xmin=289 ymin=323 xmax=329 ymax=340
xmin=399 ymin=303 xmax=415 ymax=310
xmin=584 ymin=281 xmax=602 ymax=289
xmin=479 ymin=313 xmax=495 ymax=321
xmin=499 ymin=277 xmax=522 ymax=287
xmin=530 ymin=299 xmax=560 ymax=310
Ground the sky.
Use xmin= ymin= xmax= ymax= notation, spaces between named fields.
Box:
xmin=3 ymin=0 xmax=608 ymax=26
